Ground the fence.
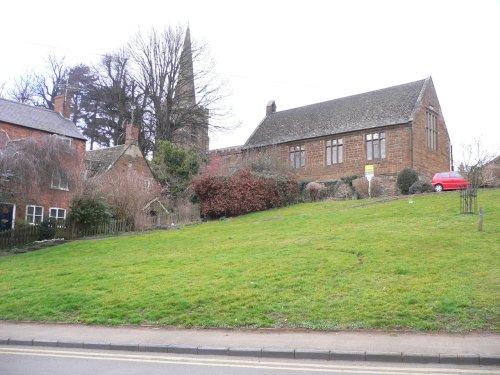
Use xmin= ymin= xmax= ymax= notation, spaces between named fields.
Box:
xmin=0 ymin=207 xmax=201 ymax=250
xmin=0 ymin=225 xmax=39 ymax=249
xmin=460 ymin=188 xmax=477 ymax=214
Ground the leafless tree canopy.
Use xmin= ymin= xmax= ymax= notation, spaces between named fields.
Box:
xmin=458 ymin=139 xmax=498 ymax=188
xmin=85 ymin=171 xmax=159 ymax=222
xmin=5 ymin=26 xmax=228 ymax=156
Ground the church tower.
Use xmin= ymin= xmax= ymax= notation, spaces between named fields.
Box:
xmin=172 ymin=27 xmax=209 ymax=153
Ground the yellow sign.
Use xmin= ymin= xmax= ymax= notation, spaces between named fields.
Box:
xmin=365 ymin=165 xmax=374 ymax=174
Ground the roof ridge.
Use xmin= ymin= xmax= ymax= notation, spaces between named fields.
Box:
xmin=271 ymin=78 xmax=427 ymax=116
xmin=86 ymin=144 xmax=128 ymax=153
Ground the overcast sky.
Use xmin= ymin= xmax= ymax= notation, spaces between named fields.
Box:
xmin=1 ymin=0 xmax=499 ymax=162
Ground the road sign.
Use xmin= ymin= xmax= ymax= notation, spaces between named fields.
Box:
xmin=365 ymin=165 xmax=374 ymax=198
xmin=365 ymin=165 xmax=374 ymax=175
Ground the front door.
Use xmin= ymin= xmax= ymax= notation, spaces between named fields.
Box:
xmin=0 ymin=203 xmax=14 ymax=231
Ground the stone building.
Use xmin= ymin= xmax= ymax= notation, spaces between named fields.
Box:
xmin=171 ymin=27 xmax=209 ymax=154
xmin=210 ymin=77 xmax=452 ymax=182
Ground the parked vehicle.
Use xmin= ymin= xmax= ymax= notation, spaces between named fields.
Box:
xmin=432 ymin=172 xmax=470 ymax=192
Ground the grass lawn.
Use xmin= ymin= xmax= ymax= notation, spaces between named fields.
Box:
xmin=0 ymin=190 xmax=498 ymax=331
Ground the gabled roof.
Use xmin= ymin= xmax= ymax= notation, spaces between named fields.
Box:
xmin=243 ymin=78 xmax=429 ymax=149
xmin=85 ymin=144 xmax=128 ymax=177
xmin=0 ymin=98 xmax=86 ymax=140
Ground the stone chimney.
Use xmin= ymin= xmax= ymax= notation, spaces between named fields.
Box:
xmin=125 ymin=124 xmax=140 ymax=145
xmin=266 ymin=100 xmax=276 ymax=116
xmin=54 ymin=94 xmax=71 ymax=119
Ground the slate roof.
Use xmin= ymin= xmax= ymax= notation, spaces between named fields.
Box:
xmin=243 ymin=78 xmax=429 ymax=149
xmin=0 ymin=98 xmax=86 ymax=140
xmin=85 ymin=145 xmax=128 ymax=177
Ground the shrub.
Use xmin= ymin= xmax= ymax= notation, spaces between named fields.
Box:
xmin=151 ymin=140 xmax=204 ymax=197
xmin=305 ymin=182 xmax=326 ymax=202
xmin=352 ymin=177 xmax=382 ymax=198
xmin=68 ymin=196 xmax=112 ymax=228
xmin=409 ymin=180 xmax=433 ymax=194
xmin=334 ymin=182 xmax=353 ymax=200
xmin=38 ymin=219 xmax=57 ymax=241
xmin=191 ymin=169 xmax=299 ymax=219
xmin=397 ymin=168 xmax=419 ymax=195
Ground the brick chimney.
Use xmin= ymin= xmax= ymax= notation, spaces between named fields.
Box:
xmin=125 ymin=124 xmax=140 ymax=145
xmin=266 ymin=100 xmax=276 ymax=116
xmin=54 ymin=94 xmax=71 ymax=119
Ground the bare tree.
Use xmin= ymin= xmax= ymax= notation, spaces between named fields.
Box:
xmin=458 ymin=139 xmax=498 ymax=188
xmin=8 ymin=74 xmax=38 ymax=104
xmin=86 ymin=170 xmax=160 ymax=222
xmin=8 ymin=54 xmax=69 ymax=109
xmin=130 ymin=26 xmax=227 ymax=153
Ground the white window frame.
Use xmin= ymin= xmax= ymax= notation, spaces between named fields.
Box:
xmin=26 ymin=205 xmax=44 ymax=225
xmin=49 ymin=207 xmax=67 ymax=226
xmin=51 ymin=171 xmax=69 ymax=191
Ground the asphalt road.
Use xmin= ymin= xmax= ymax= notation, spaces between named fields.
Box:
xmin=1 ymin=346 xmax=499 ymax=375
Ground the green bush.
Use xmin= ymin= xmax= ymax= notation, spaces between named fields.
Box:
xmin=409 ymin=180 xmax=433 ymax=194
xmin=68 ymin=196 xmax=112 ymax=228
xmin=151 ymin=141 xmax=204 ymax=197
xmin=38 ymin=219 xmax=56 ymax=241
xmin=397 ymin=168 xmax=419 ymax=195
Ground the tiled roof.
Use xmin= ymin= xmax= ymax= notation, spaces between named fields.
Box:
xmin=243 ymin=78 xmax=428 ymax=149
xmin=0 ymin=98 xmax=86 ymax=140
xmin=85 ymin=145 xmax=128 ymax=177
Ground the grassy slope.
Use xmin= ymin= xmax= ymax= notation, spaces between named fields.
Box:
xmin=0 ymin=190 xmax=498 ymax=331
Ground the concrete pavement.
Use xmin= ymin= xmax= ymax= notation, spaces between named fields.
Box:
xmin=1 ymin=321 xmax=499 ymax=365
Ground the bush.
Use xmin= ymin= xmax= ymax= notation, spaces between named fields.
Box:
xmin=68 ymin=196 xmax=112 ymax=228
xmin=397 ymin=168 xmax=419 ymax=195
xmin=151 ymin=140 xmax=204 ymax=197
xmin=408 ymin=180 xmax=433 ymax=194
xmin=305 ymin=182 xmax=325 ymax=202
xmin=38 ymin=218 xmax=56 ymax=241
xmin=334 ymin=182 xmax=353 ymax=199
xmin=191 ymin=169 xmax=299 ymax=219
xmin=352 ymin=177 xmax=382 ymax=198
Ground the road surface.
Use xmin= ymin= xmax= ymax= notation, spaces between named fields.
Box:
xmin=1 ymin=346 xmax=499 ymax=375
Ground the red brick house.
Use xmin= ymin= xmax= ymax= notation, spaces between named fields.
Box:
xmin=0 ymin=96 xmax=86 ymax=230
xmin=85 ymin=124 xmax=160 ymax=202
xmin=211 ymin=77 xmax=452 ymax=183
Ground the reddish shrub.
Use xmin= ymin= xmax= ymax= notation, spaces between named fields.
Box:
xmin=191 ymin=169 xmax=298 ymax=219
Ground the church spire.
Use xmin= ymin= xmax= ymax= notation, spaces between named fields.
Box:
xmin=176 ymin=26 xmax=196 ymax=107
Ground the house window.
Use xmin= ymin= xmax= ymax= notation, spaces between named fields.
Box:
xmin=426 ymin=111 xmax=438 ymax=150
xmin=366 ymin=132 xmax=386 ymax=161
xmin=49 ymin=207 xmax=66 ymax=226
xmin=26 ymin=205 xmax=43 ymax=225
xmin=289 ymin=144 xmax=306 ymax=168
xmin=326 ymin=138 xmax=343 ymax=165
xmin=53 ymin=134 xmax=72 ymax=147
xmin=51 ymin=171 xmax=69 ymax=191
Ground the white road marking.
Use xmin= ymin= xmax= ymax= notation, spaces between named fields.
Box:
xmin=0 ymin=347 xmax=498 ymax=375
